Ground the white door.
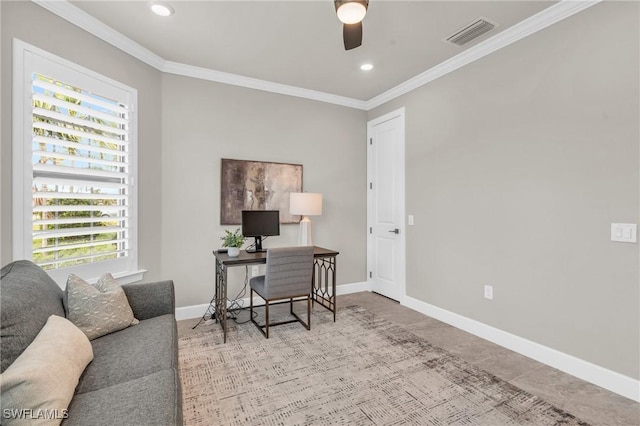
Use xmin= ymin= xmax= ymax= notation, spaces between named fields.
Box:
xmin=367 ymin=108 xmax=405 ymax=302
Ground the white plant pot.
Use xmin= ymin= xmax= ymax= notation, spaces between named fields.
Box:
xmin=228 ymin=247 xmax=240 ymax=257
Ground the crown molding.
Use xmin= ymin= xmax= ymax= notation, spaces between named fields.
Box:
xmin=31 ymin=0 xmax=367 ymax=110
xmin=33 ymin=0 xmax=599 ymax=112
xmin=162 ymin=61 xmax=369 ymax=110
xmin=33 ymin=0 xmax=166 ymax=70
xmin=365 ymin=0 xmax=601 ymax=110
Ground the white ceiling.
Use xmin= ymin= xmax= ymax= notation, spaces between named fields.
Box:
xmin=67 ymin=1 xmax=555 ymax=102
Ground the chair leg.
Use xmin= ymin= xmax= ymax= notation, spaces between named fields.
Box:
xmin=289 ymin=296 xmax=311 ymax=331
xmin=250 ymin=289 xmax=254 ymax=319
xmin=253 ymin=296 xmax=311 ymax=338
xmin=250 ymin=291 xmax=270 ymax=339
xmin=265 ymin=300 xmax=269 ymax=339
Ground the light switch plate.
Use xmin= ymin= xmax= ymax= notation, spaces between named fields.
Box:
xmin=484 ymin=285 xmax=493 ymax=300
xmin=611 ymin=223 xmax=637 ymax=243
xmin=408 ymin=215 xmax=414 ymax=226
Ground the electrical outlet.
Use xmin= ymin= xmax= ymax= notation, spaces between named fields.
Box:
xmin=484 ymin=285 xmax=493 ymax=300
xmin=251 ymin=266 xmax=259 ymax=276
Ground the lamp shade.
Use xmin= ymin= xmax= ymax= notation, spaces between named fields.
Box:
xmin=290 ymin=193 xmax=323 ymax=216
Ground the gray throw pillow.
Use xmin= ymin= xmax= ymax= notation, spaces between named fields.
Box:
xmin=66 ymin=273 xmax=139 ymax=340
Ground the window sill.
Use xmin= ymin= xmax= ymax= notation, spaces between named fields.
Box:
xmin=48 ymin=267 xmax=147 ymax=289
xmin=109 ymin=269 xmax=147 ymax=285
xmin=83 ymin=269 xmax=147 ymax=285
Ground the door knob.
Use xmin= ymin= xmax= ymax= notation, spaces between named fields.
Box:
xmin=388 ymin=228 xmax=400 ymax=234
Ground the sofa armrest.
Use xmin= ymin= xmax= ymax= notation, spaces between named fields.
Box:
xmin=121 ymin=280 xmax=175 ymax=320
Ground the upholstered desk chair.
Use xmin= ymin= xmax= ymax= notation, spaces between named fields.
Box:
xmin=249 ymin=246 xmax=314 ymax=338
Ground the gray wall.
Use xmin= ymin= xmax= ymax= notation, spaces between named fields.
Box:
xmin=160 ymin=74 xmax=367 ymax=307
xmin=2 ymin=0 xmax=636 ymax=380
xmin=369 ymin=1 xmax=640 ymax=379
xmin=0 ymin=2 xmax=368 ymax=309
xmin=1 ymin=1 xmax=164 ymax=280
xmin=0 ymin=0 xmax=3 ymax=264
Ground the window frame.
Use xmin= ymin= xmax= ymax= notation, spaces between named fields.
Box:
xmin=12 ymin=39 xmax=143 ymax=287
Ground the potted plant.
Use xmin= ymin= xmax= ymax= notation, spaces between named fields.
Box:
xmin=221 ymin=228 xmax=245 ymax=257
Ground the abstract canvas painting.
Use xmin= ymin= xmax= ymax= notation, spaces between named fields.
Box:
xmin=220 ymin=159 xmax=303 ymax=224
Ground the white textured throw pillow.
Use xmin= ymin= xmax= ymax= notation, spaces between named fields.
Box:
xmin=0 ymin=315 xmax=93 ymax=426
xmin=66 ymin=273 xmax=139 ymax=340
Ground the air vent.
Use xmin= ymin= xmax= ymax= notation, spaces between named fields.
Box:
xmin=445 ymin=18 xmax=497 ymax=46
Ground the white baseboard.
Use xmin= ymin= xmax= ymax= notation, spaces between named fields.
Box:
xmin=402 ymin=295 xmax=640 ymax=402
xmin=175 ymin=303 xmax=211 ymax=321
xmin=175 ymin=281 xmax=369 ymax=321
xmin=337 ymin=281 xmax=369 ymax=295
xmin=176 ymin=288 xmax=638 ymax=401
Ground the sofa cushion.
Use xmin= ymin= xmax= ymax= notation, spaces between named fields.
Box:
xmin=64 ymin=369 xmax=181 ymax=426
xmin=76 ymin=314 xmax=177 ymax=394
xmin=0 ymin=315 xmax=93 ymax=426
xmin=0 ymin=260 xmax=65 ymax=373
xmin=66 ymin=273 xmax=139 ymax=340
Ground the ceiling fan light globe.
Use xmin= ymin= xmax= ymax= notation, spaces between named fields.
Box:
xmin=337 ymin=2 xmax=367 ymax=24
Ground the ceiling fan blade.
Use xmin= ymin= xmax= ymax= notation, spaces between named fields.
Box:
xmin=343 ymin=22 xmax=362 ymax=50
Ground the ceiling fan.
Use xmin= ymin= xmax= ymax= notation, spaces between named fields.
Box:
xmin=334 ymin=0 xmax=369 ymax=50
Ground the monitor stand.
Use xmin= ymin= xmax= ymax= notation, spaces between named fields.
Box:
xmin=250 ymin=236 xmax=265 ymax=253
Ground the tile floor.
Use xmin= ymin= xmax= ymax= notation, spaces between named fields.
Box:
xmin=178 ymin=291 xmax=640 ymax=426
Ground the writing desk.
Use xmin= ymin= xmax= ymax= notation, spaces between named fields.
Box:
xmin=212 ymin=246 xmax=339 ymax=342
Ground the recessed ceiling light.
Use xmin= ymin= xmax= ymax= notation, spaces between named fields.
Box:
xmin=150 ymin=1 xmax=174 ymax=17
xmin=360 ymin=63 xmax=374 ymax=71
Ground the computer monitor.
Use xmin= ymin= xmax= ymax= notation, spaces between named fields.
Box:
xmin=241 ymin=210 xmax=280 ymax=252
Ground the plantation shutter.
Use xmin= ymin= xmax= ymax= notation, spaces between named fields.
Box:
xmin=31 ymin=73 xmax=131 ymax=270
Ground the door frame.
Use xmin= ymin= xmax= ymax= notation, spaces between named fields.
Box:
xmin=366 ymin=107 xmax=406 ymax=304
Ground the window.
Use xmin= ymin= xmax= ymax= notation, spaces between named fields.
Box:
xmin=13 ymin=40 xmax=140 ymax=286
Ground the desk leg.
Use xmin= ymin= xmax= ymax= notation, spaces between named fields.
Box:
xmin=312 ymin=256 xmax=337 ymax=322
xmin=214 ymin=258 xmax=228 ymax=343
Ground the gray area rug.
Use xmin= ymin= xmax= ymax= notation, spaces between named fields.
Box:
xmin=179 ymin=305 xmax=589 ymax=425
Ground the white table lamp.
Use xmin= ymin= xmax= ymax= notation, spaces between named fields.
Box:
xmin=290 ymin=192 xmax=323 ymax=246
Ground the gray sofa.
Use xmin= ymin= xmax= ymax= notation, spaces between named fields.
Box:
xmin=0 ymin=260 xmax=183 ymax=425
